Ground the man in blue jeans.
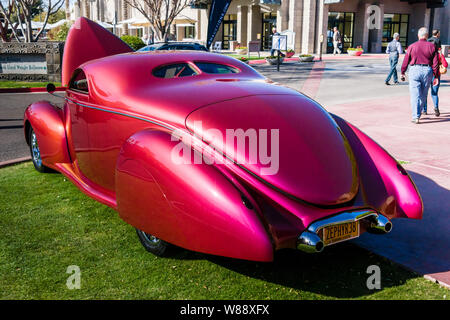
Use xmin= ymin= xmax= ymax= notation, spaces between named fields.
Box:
xmin=401 ymin=27 xmax=439 ymax=124
xmin=385 ymin=33 xmax=403 ymax=85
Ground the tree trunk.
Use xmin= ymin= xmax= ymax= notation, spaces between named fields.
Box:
xmin=26 ymin=14 xmax=33 ymax=42
xmin=65 ymin=0 xmax=70 ymax=19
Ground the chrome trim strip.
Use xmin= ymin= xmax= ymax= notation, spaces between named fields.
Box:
xmin=307 ymin=210 xmax=378 ymax=234
xmin=64 ymin=97 xmax=175 ymax=131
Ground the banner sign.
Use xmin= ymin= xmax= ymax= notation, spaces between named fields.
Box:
xmin=0 ymin=54 xmax=47 ymax=74
xmin=206 ymin=0 xmax=232 ymax=49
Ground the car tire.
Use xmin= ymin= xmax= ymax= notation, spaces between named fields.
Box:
xmin=29 ymin=127 xmax=52 ymax=173
xmin=136 ymin=228 xmax=173 ymax=256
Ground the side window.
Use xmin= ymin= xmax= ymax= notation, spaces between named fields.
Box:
xmin=69 ymin=69 xmax=89 ymax=94
xmin=153 ymin=63 xmax=198 ymax=78
xmin=195 ymin=62 xmax=239 ymax=74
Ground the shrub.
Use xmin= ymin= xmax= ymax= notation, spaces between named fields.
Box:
xmin=47 ymin=22 xmax=71 ymax=41
xmin=120 ymin=35 xmax=145 ymax=51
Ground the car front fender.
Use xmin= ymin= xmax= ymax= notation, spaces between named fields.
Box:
xmin=115 ymin=129 xmax=274 ymax=262
xmin=24 ymin=101 xmax=70 ymax=167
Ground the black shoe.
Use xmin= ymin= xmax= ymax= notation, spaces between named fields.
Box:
xmin=394 ymin=81 xmax=399 ymax=85
xmin=385 ymin=82 xmax=390 ymax=86
xmin=435 ymin=108 xmax=440 ymax=117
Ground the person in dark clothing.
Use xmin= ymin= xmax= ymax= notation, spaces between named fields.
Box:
xmin=427 ymin=29 xmax=441 ymax=51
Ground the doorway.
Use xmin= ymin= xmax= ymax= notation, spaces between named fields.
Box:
xmin=382 ymin=14 xmax=409 ymax=51
xmin=327 ymin=12 xmax=355 ymax=53
xmin=222 ymin=14 xmax=237 ymax=50
xmin=262 ymin=12 xmax=277 ymax=51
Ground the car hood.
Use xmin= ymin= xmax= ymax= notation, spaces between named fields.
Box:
xmin=185 ymin=94 xmax=358 ymax=206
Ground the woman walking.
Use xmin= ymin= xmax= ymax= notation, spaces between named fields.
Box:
xmin=424 ymin=47 xmax=448 ymax=116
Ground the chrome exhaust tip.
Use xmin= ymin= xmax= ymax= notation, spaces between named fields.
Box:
xmin=367 ymin=214 xmax=393 ymax=234
xmin=297 ymin=231 xmax=324 ymax=253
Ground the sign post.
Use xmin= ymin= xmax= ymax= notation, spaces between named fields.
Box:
xmin=319 ymin=34 xmax=324 ymax=61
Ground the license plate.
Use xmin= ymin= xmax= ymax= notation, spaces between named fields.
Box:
xmin=323 ymin=221 xmax=359 ymax=246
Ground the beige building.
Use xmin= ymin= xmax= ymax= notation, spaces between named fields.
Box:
xmin=75 ymin=0 xmax=449 ymax=54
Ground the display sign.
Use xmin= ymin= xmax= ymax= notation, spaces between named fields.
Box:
xmin=272 ymin=35 xmax=288 ymax=51
xmin=0 ymin=54 xmax=47 ymax=74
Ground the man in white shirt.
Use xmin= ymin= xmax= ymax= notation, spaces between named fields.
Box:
xmin=332 ymin=27 xmax=342 ymax=55
xmin=385 ymin=33 xmax=403 ymax=85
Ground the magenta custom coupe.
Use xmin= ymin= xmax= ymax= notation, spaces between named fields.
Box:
xmin=23 ymin=18 xmax=423 ymax=262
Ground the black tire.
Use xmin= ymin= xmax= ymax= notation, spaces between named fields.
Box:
xmin=136 ymin=229 xmax=173 ymax=256
xmin=28 ymin=127 xmax=52 ymax=173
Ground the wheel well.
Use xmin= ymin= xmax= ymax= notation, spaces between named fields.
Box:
xmin=24 ymin=120 xmax=31 ymax=145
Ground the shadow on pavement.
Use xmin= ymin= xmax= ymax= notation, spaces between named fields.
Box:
xmin=355 ymin=170 xmax=450 ymax=278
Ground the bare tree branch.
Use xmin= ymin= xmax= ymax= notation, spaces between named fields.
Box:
xmin=123 ymin=0 xmax=190 ymax=41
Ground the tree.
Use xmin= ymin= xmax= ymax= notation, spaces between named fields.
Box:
xmin=33 ymin=7 xmax=65 ymax=23
xmin=123 ymin=0 xmax=190 ymax=41
xmin=9 ymin=0 xmax=64 ymax=42
xmin=0 ymin=1 xmax=14 ymax=42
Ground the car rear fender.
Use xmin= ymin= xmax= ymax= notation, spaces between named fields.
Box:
xmin=115 ymin=129 xmax=274 ymax=262
xmin=332 ymin=114 xmax=423 ymax=220
xmin=24 ymin=101 xmax=70 ymax=167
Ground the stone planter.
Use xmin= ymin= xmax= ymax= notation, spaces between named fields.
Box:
xmin=348 ymin=50 xmax=363 ymax=56
xmin=286 ymin=51 xmax=295 ymax=58
xmin=299 ymin=55 xmax=314 ymax=62
xmin=266 ymin=57 xmax=284 ymax=65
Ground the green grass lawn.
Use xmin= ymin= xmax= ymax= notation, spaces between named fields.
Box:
xmin=0 ymin=162 xmax=448 ymax=300
xmin=0 ymin=81 xmax=62 ymax=88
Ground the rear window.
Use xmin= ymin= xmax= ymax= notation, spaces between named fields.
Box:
xmin=195 ymin=62 xmax=239 ymax=74
xmin=153 ymin=63 xmax=198 ymax=78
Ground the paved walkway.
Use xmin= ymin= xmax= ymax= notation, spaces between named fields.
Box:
xmin=256 ymin=57 xmax=450 ymax=288
xmin=0 ymin=92 xmax=61 ymax=163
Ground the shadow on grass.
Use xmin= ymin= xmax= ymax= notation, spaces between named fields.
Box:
xmin=165 ymin=242 xmax=415 ymax=299
xmin=207 ymin=243 xmax=415 ymax=298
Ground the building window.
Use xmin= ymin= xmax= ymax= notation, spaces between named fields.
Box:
xmin=327 ymin=12 xmax=355 ymax=53
xmin=262 ymin=12 xmax=277 ymax=51
xmin=383 ymin=14 xmax=409 ymax=50
xmin=184 ymin=26 xmax=195 ymax=39
xmin=222 ymin=14 xmax=237 ymax=50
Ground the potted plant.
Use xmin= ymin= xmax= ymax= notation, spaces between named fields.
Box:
xmin=347 ymin=46 xmax=364 ymax=56
xmin=266 ymin=56 xmax=284 ymax=65
xmin=238 ymin=56 xmax=249 ymax=64
xmin=285 ymin=49 xmax=295 ymax=58
xmin=236 ymin=46 xmax=248 ymax=55
xmin=299 ymin=54 xmax=314 ymax=62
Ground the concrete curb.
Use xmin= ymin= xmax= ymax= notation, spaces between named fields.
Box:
xmin=0 ymin=157 xmax=31 ymax=169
